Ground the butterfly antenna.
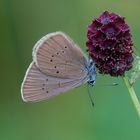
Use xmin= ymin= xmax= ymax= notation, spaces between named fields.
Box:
xmin=87 ymin=84 xmax=94 ymax=107
xmin=97 ymin=82 xmax=118 ymax=86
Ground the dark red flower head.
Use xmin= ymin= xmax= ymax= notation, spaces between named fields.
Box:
xmin=86 ymin=11 xmax=133 ymax=76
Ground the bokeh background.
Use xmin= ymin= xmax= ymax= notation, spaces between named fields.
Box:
xmin=1 ymin=0 xmax=140 ymax=140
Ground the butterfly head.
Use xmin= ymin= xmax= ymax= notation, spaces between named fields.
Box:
xmin=87 ymin=59 xmax=96 ymax=86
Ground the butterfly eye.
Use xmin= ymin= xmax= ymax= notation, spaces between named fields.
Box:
xmin=90 ymin=80 xmax=95 ymax=85
xmin=64 ymin=46 xmax=67 ymax=48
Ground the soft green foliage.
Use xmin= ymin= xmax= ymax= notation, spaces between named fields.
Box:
xmin=0 ymin=0 xmax=140 ymax=140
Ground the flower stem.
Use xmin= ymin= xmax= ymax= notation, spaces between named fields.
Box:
xmin=123 ymin=76 xmax=140 ymax=117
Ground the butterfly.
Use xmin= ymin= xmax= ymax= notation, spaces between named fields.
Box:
xmin=21 ymin=32 xmax=96 ymax=102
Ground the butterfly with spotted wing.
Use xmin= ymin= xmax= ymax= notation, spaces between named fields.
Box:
xmin=21 ymin=32 xmax=96 ymax=102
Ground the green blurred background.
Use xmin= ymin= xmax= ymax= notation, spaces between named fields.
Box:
xmin=0 ymin=0 xmax=140 ymax=140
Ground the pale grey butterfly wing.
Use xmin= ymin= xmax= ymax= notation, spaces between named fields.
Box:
xmin=33 ymin=32 xmax=88 ymax=79
xmin=21 ymin=62 xmax=88 ymax=102
xmin=21 ymin=32 xmax=90 ymax=102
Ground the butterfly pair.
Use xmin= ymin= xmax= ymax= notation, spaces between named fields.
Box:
xmin=21 ymin=32 xmax=96 ymax=102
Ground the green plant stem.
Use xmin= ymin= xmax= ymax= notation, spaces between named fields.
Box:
xmin=123 ymin=76 xmax=140 ymax=117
